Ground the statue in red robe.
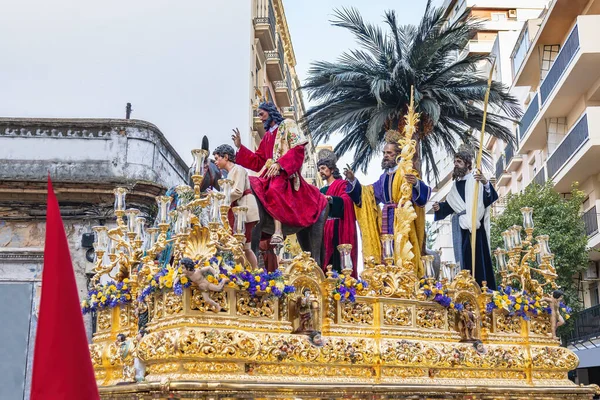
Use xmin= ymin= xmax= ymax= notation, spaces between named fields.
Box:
xmin=232 ymin=102 xmax=327 ymax=245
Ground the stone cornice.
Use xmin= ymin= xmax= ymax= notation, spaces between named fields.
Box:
xmin=273 ymin=0 xmax=297 ymax=68
xmin=0 ymin=248 xmax=44 ymax=262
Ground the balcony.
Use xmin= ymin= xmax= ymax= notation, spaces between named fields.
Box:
xmin=531 ymin=166 xmax=546 ymax=187
xmin=583 ymin=206 xmax=599 ymax=237
xmin=274 ymin=81 xmax=291 ymax=107
xmin=504 ymin=143 xmax=522 ymax=172
xmin=281 ymin=106 xmax=295 ymax=119
xmin=518 ymin=16 xmax=600 ymax=152
xmin=253 ymin=0 xmax=276 ymax=51
xmin=265 ymin=39 xmax=284 ymax=81
xmin=495 ymin=156 xmax=510 ymax=187
xmin=564 ymin=304 xmax=600 ymax=347
xmin=253 ymin=110 xmax=265 ymax=138
xmin=546 ymin=107 xmax=600 ymax=193
xmin=460 ymin=39 xmax=494 ymax=57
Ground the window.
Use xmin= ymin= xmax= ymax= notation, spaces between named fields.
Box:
xmin=541 ymin=44 xmax=561 ymax=80
xmin=591 ymin=283 xmax=599 ymax=307
xmin=512 ymin=27 xmax=530 ymax=77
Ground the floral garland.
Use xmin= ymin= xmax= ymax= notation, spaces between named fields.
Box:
xmin=485 ymin=286 xmax=572 ymax=321
xmin=81 ymin=279 xmax=132 ymax=314
xmin=138 ymin=264 xmax=192 ymax=302
xmin=420 ymin=279 xmax=465 ymax=311
xmin=215 ymin=256 xmax=295 ymax=298
xmin=331 ymin=271 xmax=368 ymax=303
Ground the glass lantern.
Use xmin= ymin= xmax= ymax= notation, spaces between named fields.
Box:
xmin=536 ymin=235 xmax=551 ymax=257
xmin=447 ymin=262 xmax=458 ymax=280
xmin=210 ymin=193 xmax=224 ymax=224
xmin=126 ymin=209 xmax=140 ymax=233
xmin=218 ymin=179 xmax=233 ymax=205
xmin=135 ymin=217 xmax=146 ymax=240
xmin=337 ymin=244 xmax=353 ymax=272
xmin=423 ymin=255 xmax=435 ymax=278
xmin=146 ymin=227 xmax=159 ymax=249
xmin=232 ymin=206 xmax=247 ymax=235
xmin=92 ymin=226 xmax=109 ymax=253
xmin=191 ymin=149 xmax=208 ymax=176
xmin=381 ymin=234 xmax=394 ymax=263
xmin=493 ymin=248 xmax=507 ymax=272
xmin=156 ymin=196 xmax=172 ymax=224
xmin=502 ymin=230 xmax=513 ymax=251
xmin=113 ymin=188 xmax=128 ymax=212
xmin=180 ymin=208 xmax=191 ymax=235
xmin=439 ymin=263 xmax=451 ymax=281
xmin=520 ymin=207 xmax=534 ymax=230
xmin=175 ymin=185 xmax=192 ymax=206
xmin=511 ymin=225 xmax=522 ymax=247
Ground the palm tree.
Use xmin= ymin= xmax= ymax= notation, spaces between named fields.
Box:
xmin=302 ymin=1 xmax=521 ymax=181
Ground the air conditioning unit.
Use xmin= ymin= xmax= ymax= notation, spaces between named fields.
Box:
xmin=584 ymin=261 xmax=599 ymax=281
xmin=508 ymin=9 xmax=517 ymax=18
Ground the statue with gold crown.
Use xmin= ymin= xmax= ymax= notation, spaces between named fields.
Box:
xmin=344 ymin=89 xmax=431 ymax=277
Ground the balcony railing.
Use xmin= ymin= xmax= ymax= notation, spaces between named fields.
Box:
xmin=532 ymin=166 xmax=546 ymax=186
xmin=274 ymin=81 xmax=288 ymax=90
xmin=540 ymin=24 xmax=580 ymax=104
xmin=564 ymin=304 xmax=600 ymax=345
xmin=547 ymin=114 xmax=589 ymax=180
xmin=495 ymin=157 xmax=505 ymax=182
xmin=505 ymin=143 xmax=515 ymax=164
xmin=583 ymin=206 xmax=599 ymax=237
xmin=254 ymin=0 xmax=276 ymax=45
xmin=519 ymin=93 xmax=539 ymax=140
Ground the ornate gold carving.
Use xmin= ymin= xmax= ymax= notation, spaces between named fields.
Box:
xmin=531 ymin=315 xmax=551 ymax=336
xmin=89 ymin=344 xmax=103 ymax=367
xmin=183 ymin=225 xmax=216 ymax=262
xmin=252 ymin=363 xmax=374 ymax=379
xmin=361 ymin=261 xmax=418 ymax=299
xmin=164 ymin=291 xmax=183 ymax=315
xmin=381 ymin=367 xmax=427 ymax=378
xmin=341 ymin=301 xmax=374 ymax=325
xmin=146 ymin=362 xmax=179 ymax=374
xmin=236 ymin=292 xmax=275 ymax=319
xmin=383 ymin=304 xmax=412 ymax=326
xmin=190 ymin=288 xmax=228 ymax=313
xmin=183 ymin=361 xmax=241 ymax=374
xmin=416 ymin=307 xmax=446 ymax=330
xmin=531 ymin=346 xmax=579 ymax=371
xmin=97 ymin=309 xmax=111 ymax=330
xmin=496 ymin=313 xmax=522 ymax=334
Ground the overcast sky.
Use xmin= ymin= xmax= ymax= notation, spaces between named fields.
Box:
xmin=0 ymin=0 xmax=441 ymax=184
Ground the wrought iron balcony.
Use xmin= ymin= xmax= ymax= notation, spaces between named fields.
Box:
xmin=583 ymin=206 xmax=599 ymax=237
xmin=540 ymin=24 xmax=580 ymax=104
xmin=532 ymin=166 xmax=546 ymax=186
xmin=519 ymin=93 xmax=539 ymax=141
xmin=547 ymin=114 xmax=589 ymax=180
xmin=564 ymin=304 xmax=600 ymax=346
xmin=253 ymin=0 xmax=276 ymax=51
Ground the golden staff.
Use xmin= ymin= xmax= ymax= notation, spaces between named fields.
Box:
xmin=471 ymin=59 xmax=496 ymax=278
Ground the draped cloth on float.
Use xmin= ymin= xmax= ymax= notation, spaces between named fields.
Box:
xmin=353 ymin=168 xmax=430 ymax=277
xmin=236 ymin=119 xmax=327 ymax=227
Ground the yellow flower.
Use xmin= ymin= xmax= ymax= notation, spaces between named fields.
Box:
xmin=524 ymin=305 xmax=529 ymax=311
xmin=234 ymin=265 xmax=243 ymax=273
xmin=269 ymin=280 xmax=276 ymax=287
xmin=450 ymin=302 xmax=455 ymax=309
xmin=217 ymin=256 xmax=222 ymax=263
xmin=423 ymin=285 xmax=430 ymax=290
xmin=123 ymin=278 xmax=130 ymax=284
xmin=109 ymin=284 xmax=116 ymax=292
xmin=204 ymin=261 xmax=210 ymax=266
xmin=502 ymin=295 xmax=508 ymax=300
xmin=345 ymin=291 xmax=350 ymax=298
xmin=100 ymin=296 xmax=107 ymax=302
xmin=255 ymin=276 xmax=261 ymax=282
xmin=516 ymin=297 xmax=522 ymax=304
xmin=243 ymin=282 xmax=250 ymax=288
xmin=220 ymin=274 xmax=227 ymax=280
xmin=534 ymin=301 xmax=540 ymax=307
xmin=515 ymin=304 xmax=521 ymax=310
xmin=334 ymin=293 xmax=341 ymax=301
xmin=265 ymin=287 xmax=271 ymax=293
xmin=255 ymin=285 xmax=261 ymax=291
xmin=151 ymin=280 xmax=157 ymax=287
xmin=228 ymin=281 xmax=236 ymax=288
xmin=356 ymin=283 xmax=363 ymax=291
xmin=181 ymin=276 xmax=188 ymax=284
xmin=125 ymin=294 xmax=131 ymax=300
xmin=565 ymin=314 xmax=571 ymax=320
xmin=122 ymin=284 xmax=128 ymax=290
xmin=207 ymin=276 xmax=215 ymax=284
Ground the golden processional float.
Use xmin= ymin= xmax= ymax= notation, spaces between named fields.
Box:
xmin=85 ymin=96 xmax=599 ymax=400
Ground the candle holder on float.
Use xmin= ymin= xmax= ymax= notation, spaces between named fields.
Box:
xmin=191 ymin=149 xmax=208 ymax=199
xmin=231 ymin=206 xmax=248 ymax=244
xmin=218 ymin=179 xmax=234 ymax=230
xmin=493 ymin=207 xmax=559 ymax=295
xmin=381 ymin=234 xmax=395 ymax=266
xmin=208 ymin=192 xmax=225 ymax=233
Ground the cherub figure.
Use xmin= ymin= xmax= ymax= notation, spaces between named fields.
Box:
xmin=175 ymin=257 xmax=228 ymax=312
xmin=458 ymin=301 xmax=478 ymax=342
xmin=294 ymin=288 xmax=319 ymax=334
xmin=543 ymin=289 xmax=566 ymax=339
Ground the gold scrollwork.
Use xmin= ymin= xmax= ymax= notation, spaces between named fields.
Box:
xmin=190 ymin=288 xmax=228 ymax=313
xmin=416 ymin=307 xmax=446 ymax=330
xmin=341 ymin=301 xmax=374 ymax=325
xmin=531 ymin=346 xmax=579 ymax=371
xmin=183 ymin=361 xmax=241 ymax=374
xmin=383 ymin=304 xmax=413 ymax=326
xmin=164 ymin=291 xmax=183 ymax=315
xmin=496 ymin=313 xmax=522 ymax=334
xmin=236 ymin=292 xmax=275 ymax=319
xmin=530 ymin=315 xmax=551 ymax=336
xmin=97 ymin=309 xmax=111 ymax=331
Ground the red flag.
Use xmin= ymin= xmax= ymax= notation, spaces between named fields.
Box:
xmin=31 ymin=176 xmax=100 ymax=400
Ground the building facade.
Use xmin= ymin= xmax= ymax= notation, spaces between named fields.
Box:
xmin=0 ymin=118 xmax=188 ymax=399
xmin=251 ymin=0 xmax=320 ymax=186
xmin=428 ymin=0 xmax=549 ymax=263
xmin=490 ymin=0 xmax=600 ymax=384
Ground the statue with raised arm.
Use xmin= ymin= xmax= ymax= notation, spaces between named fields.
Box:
xmin=175 ymin=257 xmax=228 ymax=312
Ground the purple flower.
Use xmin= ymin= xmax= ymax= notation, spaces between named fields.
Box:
xmin=455 ymin=303 xmax=465 ymax=312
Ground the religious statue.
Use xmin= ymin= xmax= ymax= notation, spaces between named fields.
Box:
xmin=134 ymin=330 xmax=147 ymax=382
xmin=344 ymin=130 xmax=431 ymax=274
xmin=457 ymin=301 xmax=479 ymax=342
xmin=212 ymin=144 xmax=260 ymax=268
xmin=433 ymin=145 xmax=499 ymax=289
xmin=543 ymin=289 xmax=566 ymax=339
xmin=473 ymin=340 xmax=487 ymax=355
xmin=232 ymin=102 xmax=327 ymax=245
xmin=175 ymin=257 xmax=228 ymax=312
xmin=115 ymin=333 xmax=135 ymax=383
xmin=317 ymin=156 xmax=360 ymax=276
xmin=294 ymin=288 xmax=319 ymax=334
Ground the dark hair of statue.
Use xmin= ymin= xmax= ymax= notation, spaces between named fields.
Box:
xmin=258 ymin=102 xmax=285 ymax=130
xmin=213 ymin=144 xmax=236 ymax=163
xmin=317 ymin=158 xmax=342 ymax=180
